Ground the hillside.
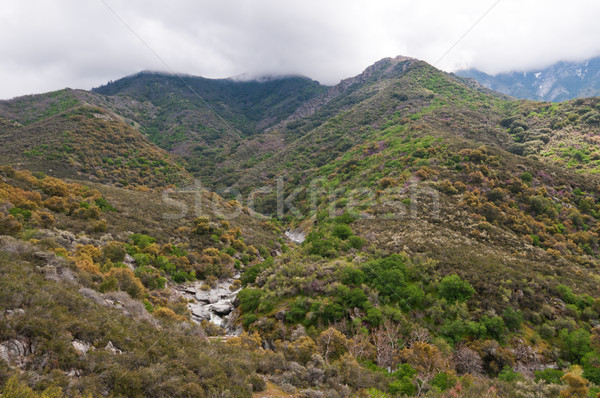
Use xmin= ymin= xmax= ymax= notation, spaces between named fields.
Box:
xmin=226 ymin=57 xmax=600 ymax=395
xmin=92 ymin=72 xmax=327 ymax=187
xmin=457 ymin=56 xmax=600 ymax=102
xmin=0 ymin=101 xmax=191 ymax=188
xmin=3 ymin=56 xmax=600 ymax=397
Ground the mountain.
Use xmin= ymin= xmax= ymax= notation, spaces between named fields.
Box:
xmin=92 ymin=72 xmax=327 ymax=187
xmin=457 ymin=56 xmax=600 ymax=101
xmin=3 ymin=56 xmax=600 ymax=397
xmin=0 ymin=90 xmax=191 ymax=187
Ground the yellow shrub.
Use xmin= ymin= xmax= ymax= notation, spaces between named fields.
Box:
xmin=32 ymin=211 xmax=55 ymax=228
xmin=153 ymin=307 xmax=186 ymax=322
xmin=103 ymin=268 xmax=146 ymax=299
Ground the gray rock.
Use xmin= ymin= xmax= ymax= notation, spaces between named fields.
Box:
xmin=3 ymin=309 xmax=25 ymax=318
xmin=189 ymin=305 xmax=211 ymax=321
xmin=184 ymin=286 xmax=197 ymax=295
xmin=209 ymin=301 xmax=234 ymax=316
xmin=72 ymin=340 xmax=94 ymax=355
xmin=285 ymin=230 xmax=306 ymax=244
xmin=105 ymin=341 xmax=122 ymax=354
xmin=195 ymin=290 xmax=218 ymax=304
xmin=0 ymin=339 xmax=33 ymax=368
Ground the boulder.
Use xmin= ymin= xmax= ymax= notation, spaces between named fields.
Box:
xmin=72 ymin=340 xmax=94 ymax=355
xmin=105 ymin=341 xmax=122 ymax=354
xmin=189 ymin=304 xmax=211 ymax=321
xmin=0 ymin=339 xmax=33 ymax=368
xmin=209 ymin=301 xmax=234 ymax=316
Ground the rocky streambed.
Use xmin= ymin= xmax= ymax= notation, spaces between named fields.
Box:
xmin=174 ymin=275 xmax=242 ymax=334
xmin=285 ymin=229 xmax=305 ymax=244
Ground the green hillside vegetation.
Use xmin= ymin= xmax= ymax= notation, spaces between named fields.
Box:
xmin=92 ymin=72 xmax=327 ymax=187
xmin=4 ymin=56 xmax=600 ymax=396
xmin=502 ymin=98 xmax=600 ymax=174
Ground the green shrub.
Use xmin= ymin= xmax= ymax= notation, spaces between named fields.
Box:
xmin=320 ymin=301 xmax=344 ymax=323
xmin=333 ymin=224 xmax=353 ymax=240
xmin=582 ymin=351 xmax=600 ymax=384
xmin=172 ymin=271 xmax=191 ymax=283
xmin=337 ymin=286 xmax=368 ymax=310
xmin=539 ymin=323 xmax=556 ymax=339
xmin=94 ymin=197 xmax=116 ymax=211
xmin=155 ymin=256 xmax=176 ymax=275
xmin=502 ymin=307 xmax=524 ymax=332
xmin=559 ymin=328 xmax=591 ymax=362
xmin=481 ymin=315 xmax=506 ymax=341
xmin=248 ymin=375 xmax=266 ymax=392
xmin=556 ymin=284 xmax=588 ymax=309
xmin=348 ymin=235 xmax=366 ymax=249
xmin=286 ymin=298 xmax=309 ymax=323
xmin=309 ymin=238 xmax=337 ymax=258
xmin=431 ymin=371 xmax=457 ymax=391
xmin=389 ymin=364 xmax=417 ymax=395
xmin=238 ymin=288 xmax=264 ymax=313
xmin=240 ymin=256 xmax=273 ymax=285
xmin=366 ymin=307 xmax=383 ymax=326
xmin=334 ymin=211 xmax=356 ymax=224
xmin=497 ymin=366 xmax=524 ymax=382
xmin=8 ymin=207 xmax=32 ymax=221
xmin=133 ymin=252 xmax=153 ymax=267
xmin=362 ymin=255 xmax=410 ymax=304
xmin=243 ymin=314 xmax=258 ymax=328
xmin=341 ymin=267 xmax=366 ymax=286
xmin=438 ymin=275 xmax=475 ymax=303
xmin=520 ymin=172 xmax=533 ymax=183
xmin=534 ymin=368 xmax=564 ymax=384
xmin=129 ymin=233 xmax=156 ymax=249
xmin=102 ymin=241 xmax=126 ymax=263
xmin=135 ymin=266 xmax=166 ymax=290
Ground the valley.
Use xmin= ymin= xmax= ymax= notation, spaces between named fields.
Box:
xmin=2 ymin=55 xmax=600 ymax=397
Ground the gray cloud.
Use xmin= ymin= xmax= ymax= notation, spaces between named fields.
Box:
xmin=2 ymin=0 xmax=600 ymax=99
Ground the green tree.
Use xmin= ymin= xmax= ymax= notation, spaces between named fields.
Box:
xmin=560 ymin=329 xmax=591 ymax=362
xmin=502 ymin=307 xmax=524 ymax=332
xmin=581 ymin=351 xmax=600 ymax=384
xmin=481 ymin=315 xmax=506 ymax=341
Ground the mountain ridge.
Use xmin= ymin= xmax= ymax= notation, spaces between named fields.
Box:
xmin=4 ymin=54 xmax=600 ymax=396
xmin=457 ymin=56 xmax=600 ymax=101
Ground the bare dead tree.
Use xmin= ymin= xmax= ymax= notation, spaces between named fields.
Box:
xmin=453 ymin=343 xmax=483 ymax=375
xmin=346 ymin=330 xmax=375 ymax=361
xmin=407 ymin=326 xmax=431 ymax=348
xmin=372 ymin=320 xmax=402 ymax=371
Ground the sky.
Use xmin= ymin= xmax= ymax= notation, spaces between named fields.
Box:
xmin=2 ymin=0 xmax=600 ymax=99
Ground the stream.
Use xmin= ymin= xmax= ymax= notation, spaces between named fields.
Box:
xmin=175 ymin=230 xmax=304 ymax=334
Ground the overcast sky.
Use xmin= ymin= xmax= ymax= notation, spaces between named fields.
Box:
xmin=2 ymin=0 xmax=600 ymax=99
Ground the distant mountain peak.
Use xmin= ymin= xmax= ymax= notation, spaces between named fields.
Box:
xmin=457 ymin=56 xmax=600 ymax=101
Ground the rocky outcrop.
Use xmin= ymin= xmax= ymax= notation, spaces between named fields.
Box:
xmin=175 ymin=276 xmax=241 ymax=332
xmin=0 ymin=338 xmax=34 ymax=368
xmin=285 ymin=229 xmax=305 ymax=244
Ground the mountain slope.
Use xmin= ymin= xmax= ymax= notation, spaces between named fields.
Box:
xmin=228 ymin=57 xmax=511 ymax=193
xmin=0 ymin=101 xmax=191 ymax=187
xmin=5 ymin=56 xmax=600 ymax=396
xmin=92 ymin=72 xmax=327 ymax=186
xmin=457 ymin=56 xmax=600 ymax=101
